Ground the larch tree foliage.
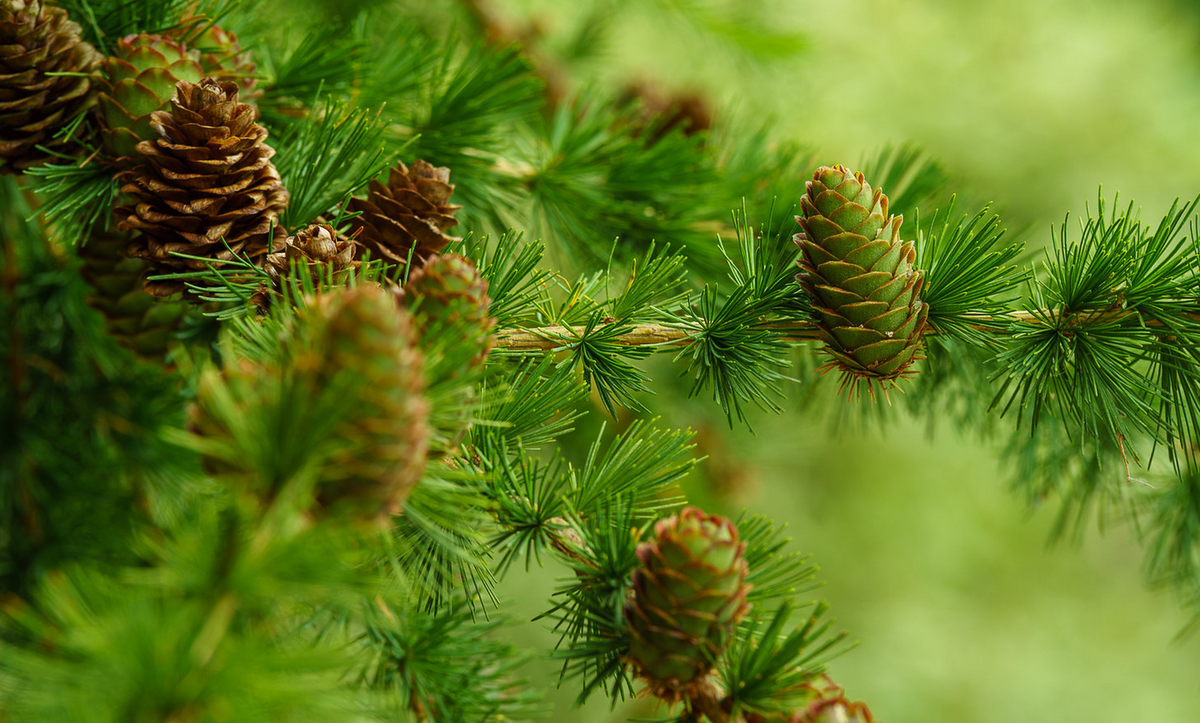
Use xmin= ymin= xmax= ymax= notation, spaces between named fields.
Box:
xmin=2 ymin=0 xmax=1199 ymax=721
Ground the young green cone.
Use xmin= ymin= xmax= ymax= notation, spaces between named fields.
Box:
xmin=789 ymin=677 xmax=877 ymax=723
xmin=308 ymin=285 xmax=429 ymax=519
xmin=402 ymin=253 xmax=496 ymax=371
xmin=744 ymin=676 xmax=877 ymax=723
xmin=624 ymin=506 xmax=751 ymax=699
xmin=96 ymin=33 xmax=204 ymax=164
xmin=191 ymin=285 xmax=429 ymax=522
xmin=794 ymin=165 xmax=928 ymax=395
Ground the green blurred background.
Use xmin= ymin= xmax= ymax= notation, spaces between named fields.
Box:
xmin=481 ymin=0 xmax=1200 ymax=721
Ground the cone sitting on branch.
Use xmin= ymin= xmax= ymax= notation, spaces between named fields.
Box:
xmin=624 ymin=506 xmax=750 ymax=701
xmin=402 ymin=253 xmax=496 ymax=371
xmin=191 ymin=285 xmax=429 ymax=523
xmin=794 ymin=165 xmax=929 ymax=397
xmin=308 ymin=285 xmax=429 ymax=520
xmin=346 ymin=159 xmax=462 ymax=268
xmin=254 ymin=222 xmax=360 ymax=310
xmin=0 ymin=0 xmax=100 ymax=173
xmin=115 ymin=78 xmax=287 ymax=298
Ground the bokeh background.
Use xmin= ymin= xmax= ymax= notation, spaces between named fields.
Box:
xmin=472 ymin=0 xmax=1200 ymax=721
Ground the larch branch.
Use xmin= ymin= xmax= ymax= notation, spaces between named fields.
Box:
xmin=492 ymin=307 xmax=1198 ymax=352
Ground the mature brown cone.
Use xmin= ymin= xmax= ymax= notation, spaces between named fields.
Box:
xmin=115 ymin=78 xmax=287 ymax=297
xmin=254 ymin=222 xmax=361 ymax=310
xmin=346 ymin=159 xmax=462 ymax=267
xmin=0 ymin=0 xmax=100 ymax=173
xmin=265 ymin=222 xmax=359 ymax=285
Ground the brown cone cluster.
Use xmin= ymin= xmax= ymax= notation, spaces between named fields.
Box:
xmin=0 ymin=0 xmax=100 ymax=173
xmin=115 ymin=78 xmax=286 ymax=297
xmin=347 ymin=159 xmax=461 ymax=267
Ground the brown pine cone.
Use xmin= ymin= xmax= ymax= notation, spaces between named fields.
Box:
xmin=115 ymin=78 xmax=287 ymax=297
xmin=0 ymin=0 xmax=101 ymax=173
xmin=346 ymin=159 xmax=462 ymax=267
xmin=262 ymin=220 xmax=355 ymax=285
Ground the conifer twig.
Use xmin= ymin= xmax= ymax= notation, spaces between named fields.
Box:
xmin=493 ymin=308 xmax=1196 ymax=351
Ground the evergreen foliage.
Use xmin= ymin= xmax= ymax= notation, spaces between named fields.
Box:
xmin=3 ymin=0 xmax=1200 ymax=721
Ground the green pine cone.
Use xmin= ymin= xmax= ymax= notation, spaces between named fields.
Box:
xmin=624 ymin=506 xmax=751 ymax=698
xmin=794 ymin=165 xmax=929 ymax=394
xmin=307 ymin=285 xmax=430 ymax=520
xmin=96 ymin=33 xmax=204 ymax=163
xmin=191 ymin=285 xmax=429 ymax=523
xmin=789 ymin=676 xmax=877 ymax=723
xmin=77 ymin=231 xmax=187 ymax=358
xmin=403 ymin=253 xmax=496 ymax=371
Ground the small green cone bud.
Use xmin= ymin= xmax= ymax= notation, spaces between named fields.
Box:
xmin=794 ymin=165 xmax=929 ymax=398
xmin=624 ymin=506 xmax=750 ymax=699
xmin=403 ymin=253 xmax=496 ymax=371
